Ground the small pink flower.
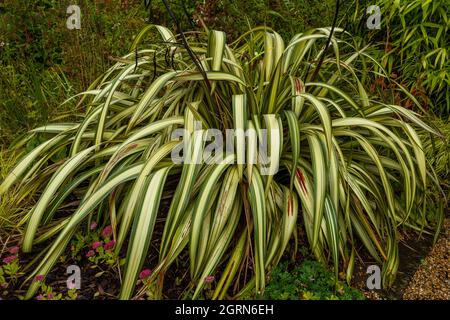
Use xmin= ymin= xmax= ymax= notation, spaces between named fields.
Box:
xmin=92 ymin=241 xmax=102 ymax=250
xmin=34 ymin=274 xmax=45 ymax=282
xmin=90 ymin=221 xmax=98 ymax=230
xmin=86 ymin=250 xmax=95 ymax=257
xmin=36 ymin=294 xmax=44 ymax=300
xmin=139 ymin=269 xmax=152 ymax=280
xmin=103 ymin=240 xmax=115 ymax=251
xmin=8 ymin=246 xmax=20 ymax=254
xmin=47 ymin=292 xmax=54 ymax=299
xmin=2 ymin=255 xmax=17 ymax=264
xmin=101 ymin=225 xmax=113 ymax=238
xmin=67 ymin=281 xmax=77 ymax=290
xmin=204 ymin=275 xmax=215 ymax=283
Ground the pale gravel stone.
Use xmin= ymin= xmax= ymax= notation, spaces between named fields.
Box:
xmin=403 ymin=219 xmax=450 ymax=300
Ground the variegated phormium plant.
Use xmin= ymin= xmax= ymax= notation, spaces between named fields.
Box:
xmin=0 ymin=25 xmax=442 ymax=299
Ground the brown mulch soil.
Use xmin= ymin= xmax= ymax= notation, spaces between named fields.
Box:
xmin=403 ymin=218 xmax=450 ymax=300
xmin=2 ymin=215 xmax=448 ymax=300
xmin=351 ymin=218 xmax=450 ymax=300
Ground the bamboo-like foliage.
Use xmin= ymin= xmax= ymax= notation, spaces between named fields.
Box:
xmin=420 ymin=116 xmax=450 ymax=178
xmin=0 ymin=25 xmax=442 ymax=299
xmin=347 ymin=0 xmax=449 ymax=115
xmin=379 ymin=0 xmax=449 ymax=113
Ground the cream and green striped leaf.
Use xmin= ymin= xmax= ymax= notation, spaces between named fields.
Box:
xmin=120 ymin=166 xmax=171 ymax=299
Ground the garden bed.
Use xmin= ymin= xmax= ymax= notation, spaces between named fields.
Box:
xmin=0 ymin=0 xmax=449 ymax=302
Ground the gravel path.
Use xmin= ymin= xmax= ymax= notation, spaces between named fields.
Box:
xmin=403 ymin=218 xmax=450 ymax=300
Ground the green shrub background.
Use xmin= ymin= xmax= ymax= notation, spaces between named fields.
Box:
xmin=0 ymin=0 xmax=349 ymax=144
